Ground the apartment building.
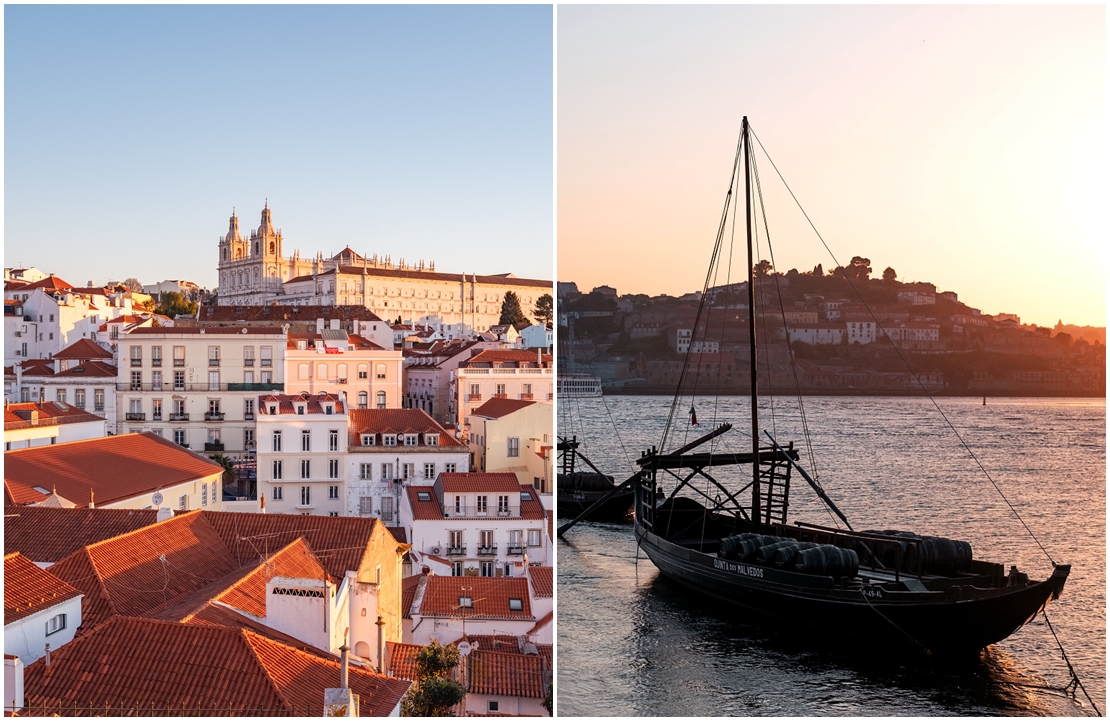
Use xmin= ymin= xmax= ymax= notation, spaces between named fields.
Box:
xmin=347 ymin=408 xmax=469 ymax=526
xmin=115 ymin=326 xmax=284 ymax=456
xmin=403 ymin=339 xmax=501 ymax=425
xmin=466 ymin=398 xmax=552 ymax=493
xmin=451 ymin=349 xmax=552 ymax=430
xmin=283 ymin=326 xmax=403 ymax=410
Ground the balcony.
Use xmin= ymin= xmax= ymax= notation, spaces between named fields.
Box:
xmin=204 ymin=412 xmax=225 ymax=422
xmin=444 ymin=505 xmax=520 ymax=520
xmin=519 ymin=393 xmax=534 ymax=400
xmin=507 ymin=545 xmax=524 ymax=555
xmin=244 ymin=358 xmax=255 ymax=367
xmin=209 ymin=359 xmax=220 ymax=367
xmin=260 ymin=359 xmax=272 ymax=367
xmin=173 ymin=359 xmax=185 ymax=367
xmin=476 ymin=545 xmax=498 ymax=556
xmin=446 ymin=545 xmax=467 ymax=557
xmin=125 ymin=412 xmax=145 ymax=421
xmin=118 ymin=382 xmax=284 ymax=393
xmin=244 ymin=412 xmax=255 ymax=421
xmin=468 ymin=394 xmax=482 ymax=401
xmin=152 ymin=414 xmax=163 ymax=421
xmin=204 ymin=442 xmax=224 ymax=452
xmin=493 ymin=393 xmax=507 ymax=399
xmin=169 ymin=413 xmax=190 ymax=422
xmin=152 ymin=358 xmax=162 ymax=367
xmin=227 ymin=382 xmax=284 ymax=392
xmin=130 ymin=359 xmax=142 ymax=367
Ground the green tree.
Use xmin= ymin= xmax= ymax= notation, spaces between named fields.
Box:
xmin=753 ymin=259 xmax=773 ymax=277
xmin=208 ymin=453 xmax=239 ymax=496
xmin=401 ymin=640 xmax=466 ymax=717
xmin=499 ymin=291 xmax=528 ymax=326
xmin=533 ymin=293 xmax=553 ymax=326
xmin=882 ymin=267 xmax=897 ymax=282
xmin=542 ymin=687 xmax=553 ymax=715
xmin=154 ymin=291 xmax=198 ymax=319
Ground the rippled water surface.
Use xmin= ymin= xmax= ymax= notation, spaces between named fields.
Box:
xmin=556 ymin=396 xmax=1105 ymax=716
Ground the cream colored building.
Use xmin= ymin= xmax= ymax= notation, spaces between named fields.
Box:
xmin=215 ymin=205 xmax=552 ymax=332
xmin=283 ymin=328 xmax=403 ymax=411
xmin=116 ymin=327 xmax=286 ymax=458
xmin=466 ymin=399 xmax=553 ymax=493
xmin=451 ymin=349 xmax=552 ymax=430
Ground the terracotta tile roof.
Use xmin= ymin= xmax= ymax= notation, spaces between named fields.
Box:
xmin=401 ymin=574 xmax=423 ymax=619
xmin=406 ymin=486 xmax=445 ymax=521
xmin=194 ymin=304 xmax=384 ymax=323
xmin=47 ymin=511 xmax=240 ymax=627
xmin=527 ymin=567 xmax=552 ymax=599
xmin=467 ymin=650 xmax=546 ymax=699
xmin=385 ymin=642 xmax=424 ymax=680
xmin=286 ymin=266 xmax=551 ymax=290
xmin=3 ymin=506 xmax=160 ymax=564
xmin=257 ymin=392 xmax=345 ymax=415
xmin=3 ymin=552 xmax=83 ymax=624
xmin=52 ymin=338 xmax=114 ymax=360
xmin=127 ymin=326 xmax=285 ymax=335
xmin=50 ymin=359 xmax=117 ymax=378
xmin=4 ymin=401 xmax=106 ymax=430
xmin=470 ymin=398 xmax=537 ymax=419
xmin=416 ymin=576 xmax=533 ymax=621
xmin=348 ymin=408 xmax=463 ymax=448
xmin=200 ymin=511 xmax=407 ymax=582
xmin=461 ymin=349 xmax=551 ymax=367
xmin=22 ymin=616 xmax=410 ymax=716
xmin=4 ymin=432 xmax=223 ymax=507
xmin=286 ymin=333 xmax=386 ymax=351
xmin=528 ymin=611 xmax=553 ymax=637
xmin=388 ymin=526 xmax=407 ymax=543
xmin=458 ymin=634 xmax=522 ymax=654
xmin=19 ymin=275 xmax=74 ymax=292
xmin=17 ymin=363 xmax=55 ymax=377
xmin=439 ymin=473 xmax=522 ymax=494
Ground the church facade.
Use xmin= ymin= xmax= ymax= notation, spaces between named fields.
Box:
xmin=216 ymin=205 xmax=551 ymax=331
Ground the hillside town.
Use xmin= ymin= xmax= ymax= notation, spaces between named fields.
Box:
xmin=3 ymin=206 xmax=554 ymax=716
xmin=559 ymin=258 xmax=1105 ymax=396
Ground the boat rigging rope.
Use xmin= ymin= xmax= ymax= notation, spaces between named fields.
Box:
xmin=858 ymin=588 xmax=930 ymax=654
xmin=747 ymin=126 xmax=1056 ymax=568
xmin=1043 ymin=610 xmax=1102 ymax=716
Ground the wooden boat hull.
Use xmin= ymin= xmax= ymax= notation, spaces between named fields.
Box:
xmin=635 ymin=522 xmax=1069 ymax=655
xmin=558 ymin=488 xmax=634 ymax=523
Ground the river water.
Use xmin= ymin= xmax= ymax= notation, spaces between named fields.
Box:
xmin=556 ymin=395 xmax=1105 ymax=716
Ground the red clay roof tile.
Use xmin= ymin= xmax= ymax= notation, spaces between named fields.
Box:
xmin=348 ymin=408 xmax=464 ymax=448
xmin=527 ymin=567 xmax=552 ymax=599
xmin=3 ymin=506 xmax=160 ymax=564
xmin=416 ymin=576 xmax=532 ymax=621
xmin=467 ymin=650 xmax=546 ymax=699
xmin=439 ymin=473 xmax=521 ymax=494
xmin=3 ymin=552 xmax=83 ymax=624
xmin=469 ymin=398 xmax=537 ymax=419
xmin=52 ymin=338 xmax=113 ymax=360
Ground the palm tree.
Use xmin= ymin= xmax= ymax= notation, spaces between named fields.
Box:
xmin=208 ymin=453 xmax=237 ymax=497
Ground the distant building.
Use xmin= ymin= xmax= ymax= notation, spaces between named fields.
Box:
xmin=467 ymin=398 xmax=553 ymax=492
xmin=4 ymin=401 xmax=108 ymax=450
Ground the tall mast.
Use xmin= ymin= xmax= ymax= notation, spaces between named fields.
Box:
xmin=743 ymin=116 xmax=761 ymax=525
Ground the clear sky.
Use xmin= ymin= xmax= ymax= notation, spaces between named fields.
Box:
xmin=558 ymin=5 xmax=1105 ymax=328
xmin=5 ymin=5 xmax=553 ymax=289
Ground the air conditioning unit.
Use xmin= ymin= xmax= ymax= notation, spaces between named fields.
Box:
xmin=13 ymin=331 xmax=20 ymax=338
xmin=431 ymin=546 xmax=442 ymax=556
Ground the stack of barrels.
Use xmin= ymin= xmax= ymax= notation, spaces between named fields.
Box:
xmin=718 ymin=533 xmax=859 ymax=579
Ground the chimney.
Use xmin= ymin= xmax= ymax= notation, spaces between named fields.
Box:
xmin=316 ymin=317 xmax=325 ymax=334
xmin=330 ymin=318 xmax=339 ymax=330
xmin=324 ymin=645 xmax=360 ymax=717
xmin=44 ymin=645 xmax=50 ymax=667
xmin=156 ymin=507 xmax=173 ymax=522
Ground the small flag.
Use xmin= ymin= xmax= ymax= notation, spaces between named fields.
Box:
xmin=690 ymin=405 xmax=699 ymax=426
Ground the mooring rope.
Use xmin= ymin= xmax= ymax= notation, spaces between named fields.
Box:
xmin=1043 ymin=610 xmax=1102 ymax=716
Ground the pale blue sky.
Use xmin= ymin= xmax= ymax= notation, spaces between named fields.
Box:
xmin=6 ymin=5 xmax=553 ymax=289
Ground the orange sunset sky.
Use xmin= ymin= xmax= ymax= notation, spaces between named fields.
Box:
xmin=558 ymin=5 xmax=1105 ymax=328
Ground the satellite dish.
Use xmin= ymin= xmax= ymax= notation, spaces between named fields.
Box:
xmin=152 ymin=492 xmax=164 ymax=505
xmin=457 ymin=641 xmax=472 ymax=656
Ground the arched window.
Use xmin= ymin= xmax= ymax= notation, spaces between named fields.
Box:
xmin=337 ymin=363 xmax=347 ymax=381
xmin=376 ymin=391 xmax=386 ymax=409
xmin=358 ymin=391 xmax=368 ymax=409
xmin=298 ymin=363 xmax=310 ymax=380
xmin=269 ymin=241 xmax=275 ymax=254
xmin=357 ymin=364 xmax=368 ymax=379
xmin=254 ymin=241 xmax=259 ymax=254
xmin=376 ymin=364 xmax=386 ymax=380
xmin=317 ymin=364 xmax=328 ymax=380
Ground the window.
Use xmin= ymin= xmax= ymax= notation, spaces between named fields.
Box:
xmin=244 ymin=346 xmax=254 ymax=366
xmin=476 ymin=496 xmax=488 ymax=515
xmin=445 ymin=463 xmax=457 ymax=473
xmin=507 ymin=437 xmax=520 ymax=457
xmin=244 ymin=429 xmax=254 ymax=450
xmin=301 ymin=459 xmax=311 ymax=479
xmin=179 ymin=494 xmax=188 ymax=511
xmin=173 ymin=346 xmax=185 ymax=366
xmin=131 ymin=346 xmax=142 ymax=366
xmin=329 ymin=459 xmax=339 ymax=479
xmin=452 ymin=561 xmax=463 ymax=577
xmin=208 ymin=371 xmax=219 ymax=391
xmin=174 ymin=371 xmax=185 ymax=390
xmin=402 ymin=463 xmax=414 ymax=480
xmin=152 ymin=370 xmax=162 ymax=389
xmin=273 ymin=431 xmax=282 ymax=452
xmin=426 ymin=433 xmax=439 ymax=446
xmin=424 ymin=463 xmax=436 ymax=480
xmin=273 ymin=460 xmax=283 ymax=480
xmin=376 ymin=391 xmax=386 ymax=409
xmin=358 ymin=391 xmax=368 ymax=409
xmin=376 ymin=363 xmax=386 ymax=379
xmin=260 ymin=346 xmax=272 ymax=367
xmin=298 ymin=363 xmax=310 ymax=380
xmin=488 ymin=701 xmax=500 ymax=713
xmin=273 ymin=486 xmax=283 ymax=500
xmin=244 ymin=399 xmax=254 ymax=418
xmin=297 ymin=405 xmax=305 ymax=415
xmin=359 ymin=496 xmax=373 ymax=514
xmin=358 ymin=364 xmax=368 ymax=379
xmin=329 ymin=429 xmax=339 ymax=451
xmin=417 ymin=491 xmax=431 ymax=502
xmin=508 ymin=598 xmax=523 ymax=611
xmin=361 ymin=433 xmax=374 ymax=446
xmin=74 ymin=389 xmax=85 ymax=409
xmin=496 ymin=383 xmax=506 ymax=396
xmin=21 ymin=388 xmax=30 ymax=403
xmin=244 ymin=370 xmax=254 ymax=384
xmin=201 ymin=483 xmax=208 ymax=506
xmin=404 ymin=434 xmax=417 ymax=446
xmin=317 ymin=364 xmax=328 ymax=380
xmin=449 ymin=529 xmax=463 ymax=549
xmin=381 ymin=496 xmax=393 ymax=522
xmin=329 ymin=485 xmax=339 ymax=499
xmin=337 ymin=364 xmax=347 ymax=382
xmin=509 ymin=529 xmax=522 ymax=550
xmin=458 ymin=596 xmax=473 ymax=608
xmin=470 ymin=383 xmax=480 ymax=396
xmin=302 ymin=430 xmax=311 ymax=452
xmin=300 ymin=486 xmax=311 ymax=505
xmin=480 ymin=530 xmax=493 ymax=548
xmin=527 ymin=529 xmax=542 ymax=547
xmin=45 ymin=613 xmax=66 ymax=636
xmin=152 ymin=398 xmax=162 ymax=420
xmin=174 ymin=429 xmax=187 ymax=446
xmin=522 ymin=382 xmax=531 ymax=395
xmin=382 ymin=463 xmax=394 ymax=480
xmin=208 ymin=346 xmax=220 ymax=366
xmin=383 ymin=434 xmax=397 ymax=447
xmin=480 ymin=561 xmax=494 ymax=577
xmin=261 ymin=370 xmax=272 ymax=384
xmin=56 ymin=389 xmax=67 ymax=403
xmin=208 ymin=399 xmax=221 ymax=418
xmin=130 ymin=371 xmax=142 ymax=390
xmin=498 ymin=495 xmax=509 ymax=515
xmin=359 ymin=463 xmax=372 ymax=480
